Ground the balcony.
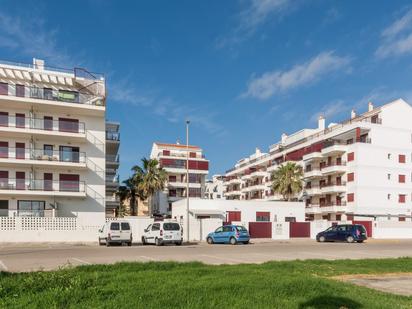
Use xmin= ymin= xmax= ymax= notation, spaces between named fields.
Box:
xmin=106 ymin=154 xmax=120 ymax=166
xmin=266 ymin=164 xmax=278 ymax=172
xmin=321 ymin=142 xmax=347 ymax=156
xmin=320 ymin=182 xmax=347 ymax=194
xmin=0 ymin=84 xmax=105 ymax=112
xmin=106 ymin=131 xmax=120 ymax=142
xmin=303 ymin=168 xmax=322 ymax=178
xmin=168 ymin=180 xmax=202 ymax=188
xmin=304 ymin=187 xmax=322 ymax=195
xmin=0 ymin=147 xmax=86 ymax=169
xmin=303 ymin=151 xmax=322 ymax=161
xmin=225 ymin=190 xmax=242 ymax=196
xmin=319 ymin=202 xmax=347 ymax=213
xmin=225 ymin=178 xmax=242 ymax=185
xmin=0 ymin=115 xmax=86 ymax=141
xmin=250 ymin=170 xmax=267 ymax=178
xmin=241 ymin=173 xmax=253 ymax=181
xmin=243 ymin=184 xmax=266 ymax=192
xmin=0 ymin=178 xmax=86 ymax=197
xmin=321 ymin=162 xmax=346 ymax=175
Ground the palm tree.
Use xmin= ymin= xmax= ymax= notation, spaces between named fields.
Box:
xmin=271 ymin=162 xmax=303 ymax=201
xmin=116 ymin=176 xmax=144 ymax=216
xmin=137 ymin=157 xmax=167 ymax=215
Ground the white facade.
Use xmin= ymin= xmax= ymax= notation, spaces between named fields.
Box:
xmin=224 ymin=99 xmax=412 ymax=222
xmin=204 ymin=174 xmax=225 ymax=200
xmin=0 ymin=58 xmax=106 ymax=227
xmin=172 ymin=199 xmax=305 ymax=241
xmin=150 ymin=142 xmax=209 ymax=215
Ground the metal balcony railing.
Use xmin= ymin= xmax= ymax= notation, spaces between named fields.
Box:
xmin=0 ymin=178 xmax=85 ymax=192
xmin=320 ymin=201 xmax=347 ymax=207
xmin=0 ymin=147 xmax=86 ymax=163
xmin=0 ymin=83 xmax=104 ymax=106
xmin=106 ymin=131 xmax=120 ymax=141
xmin=106 ymin=154 xmax=120 ymax=163
xmin=320 ymin=181 xmax=347 ymax=188
xmin=0 ymin=115 xmax=86 ymax=133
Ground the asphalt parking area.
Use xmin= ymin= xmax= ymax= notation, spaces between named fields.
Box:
xmin=1 ymin=239 xmax=412 ymax=272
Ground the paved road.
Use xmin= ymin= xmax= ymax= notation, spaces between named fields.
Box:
xmin=0 ymin=239 xmax=411 ymax=272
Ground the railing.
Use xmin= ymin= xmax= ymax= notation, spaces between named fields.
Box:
xmin=0 ymin=84 xmax=104 ymax=106
xmin=106 ymin=154 xmax=120 ymax=163
xmin=320 ymin=181 xmax=347 ymax=188
xmin=321 ymin=161 xmax=346 ymax=169
xmin=160 ymin=152 xmax=205 ymax=159
xmin=320 ymin=201 xmax=347 ymax=207
xmin=0 ymin=179 xmax=85 ymax=192
xmin=0 ymin=147 xmax=86 ymax=163
xmin=106 ymin=131 xmax=120 ymax=141
xmin=0 ymin=115 xmax=86 ymax=133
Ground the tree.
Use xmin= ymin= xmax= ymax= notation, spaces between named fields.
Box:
xmin=271 ymin=162 xmax=303 ymax=201
xmin=137 ymin=158 xmax=167 ymax=215
xmin=116 ymin=176 xmax=144 ymax=216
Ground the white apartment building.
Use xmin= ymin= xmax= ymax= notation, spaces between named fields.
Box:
xmin=0 ymin=58 xmax=106 ymax=225
xmin=150 ymin=142 xmax=209 ymax=214
xmin=204 ymin=174 xmax=225 ymax=200
xmin=224 ymin=99 xmax=412 ymax=222
xmin=105 ymin=121 xmax=120 ymax=217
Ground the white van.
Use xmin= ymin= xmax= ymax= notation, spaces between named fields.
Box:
xmin=98 ymin=220 xmax=132 ymax=246
xmin=142 ymin=221 xmax=183 ymax=246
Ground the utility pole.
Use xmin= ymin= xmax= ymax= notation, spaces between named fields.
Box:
xmin=186 ymin=120 xmax=190 ymax=243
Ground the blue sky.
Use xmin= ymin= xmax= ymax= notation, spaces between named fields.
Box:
xmin=1 ymin=1 xmax=412 ymax=180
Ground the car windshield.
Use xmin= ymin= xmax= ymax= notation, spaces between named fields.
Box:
xmin=163 ymin=223 xmax=180 ymax=231
xmin=235 ymin=226 xmax=247 ymax=232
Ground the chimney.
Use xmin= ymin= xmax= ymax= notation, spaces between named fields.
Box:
xmin=351 ymin=109 xmax=356 ymax=119
xmin=255 ymin=147 xmax=261 ymax=155
xmin=176 ymin=139 xmax=180 ymax=145
xmin=318 ymin=115 xmax=325 ymax=130
xmin=281 ymin=133 xmax=288 ymax=143
xmin=33 ymin=58 xmax=44 ymax=70
xmin=368 ymin=101 xmax=374 ymax=112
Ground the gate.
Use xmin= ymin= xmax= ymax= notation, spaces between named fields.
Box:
xmin=289 ymin=222 xmax=310 ymax=238
xmin=248 ymin=222 xmax=272 ymax=238
xmin=353 ymin=220 xmax=373 ymax=238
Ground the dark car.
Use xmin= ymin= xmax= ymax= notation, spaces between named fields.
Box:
xmin=316 ymin=224 xmax=367 ymax=243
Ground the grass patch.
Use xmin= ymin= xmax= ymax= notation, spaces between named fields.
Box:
xmin=1 ymin=258 xmax=412 ymax=308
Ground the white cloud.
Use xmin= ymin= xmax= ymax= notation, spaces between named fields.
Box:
xmin=376 ymin=8 xmax=412 ymax=58
xmin=242 ymin=51 xmax=351 ymax=100
xmin=216 ymin=0 xmax=294 ymax=48
xmin=0 ymin=12 xmax=77 ymax=67
xmin=310 ymin=100 xmax=347 ymax=123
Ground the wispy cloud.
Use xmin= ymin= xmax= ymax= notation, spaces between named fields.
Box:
xmin=241 ymin=51 xmax=351 ymax=100
xmin=0 ymin=11 xmax=78 ymax=67
xmin=216 ymin=0 xmax=295 ymax=49
xmin=376 ymin=8 xmax=412 ymax=58
xmin=310 ymin=100 xmax=347 ymax=123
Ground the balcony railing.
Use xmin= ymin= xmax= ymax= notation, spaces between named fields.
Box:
xmin=0 ymin=147 xmax=86 ymax=163
xmin=321 ymin=161 xmax=346 ymax=169
xmin=320 ymin=181 xmax=347 ymax=188
xmin=0 ymin=83 xmax=104 ymax=106
xmin=320 ymin=201 xmax=347 ymax=207
xmin=0 ymin=179 xmax=85 ymax=192
xmin=106 ymin=154 xmax=120 ymax=163
xmin=0 ymin=115 xmax=86 ymax=133
xmin=106 ymin=131 xmax=120 ymax=141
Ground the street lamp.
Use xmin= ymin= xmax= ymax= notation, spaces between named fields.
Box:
xmin=186 ymin=120 xmax=190 ymax=243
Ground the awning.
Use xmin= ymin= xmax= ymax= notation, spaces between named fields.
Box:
xmin=189 ymin=209 xmax=225 ymax=216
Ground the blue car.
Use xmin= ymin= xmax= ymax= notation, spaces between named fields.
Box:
xmin=316 ymin=224 xmax=367 ymax=243
xmin=207 ymin=225 xmax=250 ymax=245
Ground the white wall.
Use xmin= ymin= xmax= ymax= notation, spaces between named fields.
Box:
xmin=372 ymin=221 xmax=412 ymax=239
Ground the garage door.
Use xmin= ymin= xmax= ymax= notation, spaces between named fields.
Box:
xmin=353 ymin=220 xmax=373 ymax=238
xmin=289 ymin=222 xmax=310 ymax=238
xmin=248 ymin=222 xmax=272 ymax=238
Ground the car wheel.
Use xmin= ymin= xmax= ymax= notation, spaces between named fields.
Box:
xmin=229 ymin=237 xmax=237 ymax=245
xmin=142 ymin=236 xmax=147 ymax=245
xmin=319 ymin=236 xmax=326 ymax=243
xmin=243 ymin=241 xmax=249 ymax=244
xmin=155 ymin=238 xmax=161 ymax=246
xmin=176 ymin=241 xmax=182 ymax=246
xmin=346 ymin=236 xmax=355 ymax=243
xmin=127 ymin=241 xmax=132 ymax=247
xmin=207 ymin=237 xmax=214 ymax=245
xmin=358 ymin=240 xmax=364 ymax=243
xmin=105 ymin=239 xmax=110 ymax=247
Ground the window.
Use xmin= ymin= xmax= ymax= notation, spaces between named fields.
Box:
xmin=223 ymin=226 xmax=233 ymax=232
xmin=189 ymin=152 xmax=196 ymax=158
xmin=347 ymin=193 xmax=354 ymax=202
xmin=17 ymin=200 xmax=45 ymax=217
xmin=16 ymin=84 xmax=24 ymax=97
xmin=387 ymin=194 xmax=391 ymax=200
xmin=58 ymin=118 xmax=79 ymax=133
xmin=0 ymin=112 xmax=8 ymax=127
xmin=110 ymin=222 xmax=120 ymax=230
xmin=44 ymin=145 xmax=53 ymax=157
xmin=121 ymin=222 xmax=130 ymax=230
xmin=44 ymin=116 xmax=53 ymax=130
xmin=59 ymin=146 xmax=80 ymax=162
xmin=336 ymin=214 xmax=342 ymax=221
xmin=0 ymin=142 xmax=8 ymax=158
xmin=163 ymin=223 xmax=180 ymax=231
xmin=347 ymin=152 xmax=355 ymax=162
xmin=399 ymin=154 xmax=406 ymax=163
xmin=256 ymin=211 xmax=270 ymax=222
xmin=59 ymin=174 xmax=80 ymax=192
xmin=44 ymin=88 xmax=53 ymax=100
xmin=285 ymin=217 xmax=296 ymax=222
xmin=169 ymin=175 xmax=177 ymax=182
xmin=399 ymin=175 xmax=406 ymax=183
xmin=399 ymin=194 xmax=406 ymax=203
xmin=399 ymin=216 xmax=406 ymax=222
xmin=215 ymin=227 xmax=223 ymax=233
xmin=58 ymin=90 xmax=79 ymax=103
xmin=16 ymin=113 xmax=25 ymax=128
xmin=162 ymin=150 xmax=170 ymax=156
xmin=16 ymin=143 xmax=25 ymax=159
xmin=151 ymin=223 xmax=160 ymax=231
xmin=0 ymin=83 xmax=8 ymax=95
xmin=347 ymin=172 xmax=354 ymax=182
xmin=388 ymin=174 xmax=391 ymax=180
xmin=337 ymin=225 xmax=347 ymax=232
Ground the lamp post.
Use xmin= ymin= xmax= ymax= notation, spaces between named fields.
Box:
xmin=186 ymin=120 xmax=190 ymax=243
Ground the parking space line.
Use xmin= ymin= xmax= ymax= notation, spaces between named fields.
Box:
xmin=0 ymin=260 xmax=8 ymax=271
xmin=71 ymin=258 xmax=91 ymax=265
